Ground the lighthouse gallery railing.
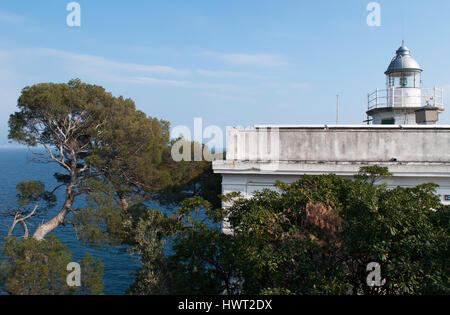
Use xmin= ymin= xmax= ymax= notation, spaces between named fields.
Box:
xmin=368 ymin=87 xmax=444 ymax=110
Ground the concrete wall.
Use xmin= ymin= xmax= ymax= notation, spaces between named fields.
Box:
xmin=226 ymin=125 xmax=450 ymax=163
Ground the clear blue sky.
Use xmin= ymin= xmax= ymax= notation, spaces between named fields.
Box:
xmin=1 ymin=0 xmax=450 ymax=146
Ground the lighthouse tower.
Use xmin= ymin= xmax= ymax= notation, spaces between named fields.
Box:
xmin=367 ymin=42 xmax=445 ymax=125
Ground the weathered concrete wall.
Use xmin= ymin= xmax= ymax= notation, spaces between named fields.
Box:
xmin=226 ymin=125 xmax=450 ymax=163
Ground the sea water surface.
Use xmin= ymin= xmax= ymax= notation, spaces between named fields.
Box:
xmin=0 ymin=148 xmax=141 ymax=295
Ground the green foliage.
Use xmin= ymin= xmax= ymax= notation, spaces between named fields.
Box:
xmin=0 ymin=235 xmax=104 ymax=295
xmin=73 ymin=178 xmax=127 ymax=247
xmin=158 ymin=140 xmax=223 ymax=209
xmin=6 ymin=79 xmax=223 ymax=294
xmin=341 ymin=182 xmax=449 ymax=294
xmin=72 ymin=159 xmax=220 ymax=250
xmin=78 ymin=254 xmax=105 ymax=295
xmin=127 ymin=197 xmax=238 ymax=295
xmin=355 ymin=165 xmax=393 ymax=184
xmin=9 ymin=79 xmax=113 ymax=148
xmin=86 ymin=105 xmax=174 ymax=202
xmin=16 ymin=181 xmax=55 ymax=208
xmin=128 ymin=168 xmax=449 ymax=295
xmin=167 ymin=228 xmax=240 ymax=295
xmin=222 ymin=176 xmax=349 ymax=295
xmin=126 ymin=209 xmax=176 ymax=295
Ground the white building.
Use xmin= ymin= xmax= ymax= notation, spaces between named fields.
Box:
xmin=212 ymin=44 xmax=449 ymax=233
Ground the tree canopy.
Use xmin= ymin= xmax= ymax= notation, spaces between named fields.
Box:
xmin=128 ymin=167 xmax=449 ymax=295
xmin=0 ymin=235 xmax=104 ymax=295
xmin=2 ymin=79 xmax=220 ymax=295
xmin=7 ymin=79 xmax=215 ymax=242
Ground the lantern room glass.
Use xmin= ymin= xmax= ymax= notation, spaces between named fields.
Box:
xmin=386 ymin=71 xmax=421 ymax=89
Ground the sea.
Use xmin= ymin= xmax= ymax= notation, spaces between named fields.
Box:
xmin=0 ymin=148 xmax=141 ymax=295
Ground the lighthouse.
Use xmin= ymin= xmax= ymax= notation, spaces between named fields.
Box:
xmin=367 ymin=42 xmax=445 ymax=125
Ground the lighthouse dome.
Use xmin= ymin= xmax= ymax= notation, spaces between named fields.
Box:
xmin=385 ymin=42 xmax=422 ymax=75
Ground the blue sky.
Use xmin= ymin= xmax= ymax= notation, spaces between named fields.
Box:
xmin=1 ymin=0 xmax=450 ymax=146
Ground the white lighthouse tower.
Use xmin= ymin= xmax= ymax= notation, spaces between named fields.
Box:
xmin=367 ymin=42 xmax=445 ymax=125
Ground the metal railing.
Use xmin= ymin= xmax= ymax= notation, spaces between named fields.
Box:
xmin=368 ymin=87 xmax=444 ymax=111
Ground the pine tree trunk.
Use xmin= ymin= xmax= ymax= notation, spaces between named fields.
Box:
xmin=32 ymin=183 xmax=76 ymax=241
xmin=20 ymin=220 xmax=29 ymax=239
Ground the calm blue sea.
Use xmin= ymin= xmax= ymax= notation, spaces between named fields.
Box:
xmin=0 ymin=148 xmax=141 ymax=295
